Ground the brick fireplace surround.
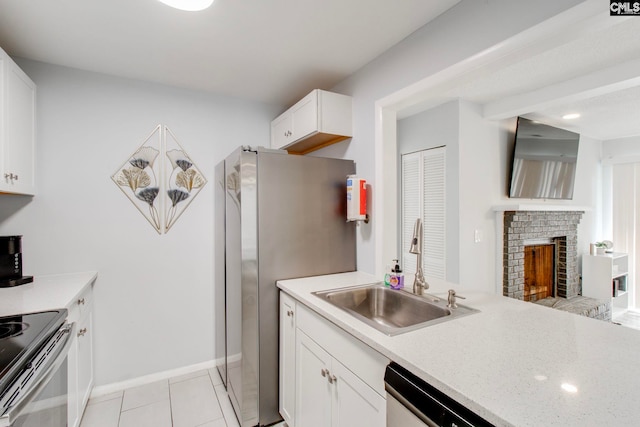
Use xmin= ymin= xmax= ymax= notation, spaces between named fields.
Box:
xmin=500 ymin=209 xmax=611 ymax=321
xmin=503 ymin=210 xmax=583 ymax=299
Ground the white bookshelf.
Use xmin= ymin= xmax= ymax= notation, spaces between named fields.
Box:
xmin=582 ymin=252 xmax=629 ymax=314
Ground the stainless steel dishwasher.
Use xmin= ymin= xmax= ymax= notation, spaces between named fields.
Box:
xmin=384 ymin=362 xmax=495 ymax=427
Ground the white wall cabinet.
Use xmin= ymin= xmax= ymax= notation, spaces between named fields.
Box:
xmin=67 ymin=284 xmax=94 ymax=427
xmin=271 ymin=89 xmax=352 ymax=155
xmin=280 ymin=291 xmax=387 ymax=427
xmin=0 ymin=47 xmax=36 ymax=195
xmin=582 ymin=252 xmax=629 ymax=312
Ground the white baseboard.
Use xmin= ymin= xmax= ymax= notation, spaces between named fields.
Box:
xmin=90 ymin=358 xmax=222 ymax=398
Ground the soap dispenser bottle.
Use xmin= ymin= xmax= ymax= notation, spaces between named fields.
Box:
xmin=389 ymin=259 xmax=404 ymax=290
xmin=384 ymin=264 xmax=392 ymax=287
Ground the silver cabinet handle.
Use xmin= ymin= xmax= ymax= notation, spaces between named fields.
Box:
xmin=4 ymin=173 xmax=18 ymax=181
xmin=77 ymin=328 xmax=87 ymax=337
xmin=320 ymin=368 xmax=337 ymax=384
xmin=286 ymin=310 xmax=294 ymax=317
xmin=77 ymin=298 xmax=85 ymax=305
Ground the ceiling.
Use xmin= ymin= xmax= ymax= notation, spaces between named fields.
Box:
xmin=0 ymin=0 xmax=460 ymax=108
xmin=0 ymin=1 xmax=638 ymax=141
xmin=431 ymin=14 xmax=640 ymax=141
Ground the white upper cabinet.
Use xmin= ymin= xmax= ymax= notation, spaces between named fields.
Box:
xmin=0 ymin=47 xmax=36 ymax=195
xmin=271 ymin=89 xmax=352 ymax=155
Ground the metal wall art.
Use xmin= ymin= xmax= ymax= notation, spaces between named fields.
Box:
xmin=112 ymin=125 xmax=207 ymax=234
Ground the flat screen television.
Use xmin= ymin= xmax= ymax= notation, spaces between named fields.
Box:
xmin=509 ymin=117 xmax=580 ymax=200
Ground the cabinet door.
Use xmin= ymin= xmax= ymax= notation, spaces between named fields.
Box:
xmin=331 ymin=359 xmax=386 ymax=427
xmin=296 ymin=331 xmax=332 ymax=427
xmin=0 ymin=51 xmax=35 ymax=195
xmin=77 ymin=312 xmax=94 ymax=413
xmin=271 ymin=112 xmax=293 ymax=149
xmin=291 ymin=90 xmax=318 ymax=141
xmin=279 ymin=293 xmax=296 ymax=426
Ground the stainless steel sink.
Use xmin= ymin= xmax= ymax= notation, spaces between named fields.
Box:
xmin=313 ymin=283 xmax=477 ymax=336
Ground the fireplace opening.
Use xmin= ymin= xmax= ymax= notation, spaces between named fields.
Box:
xmin=524 ymin=243 xmax=555 ymax=302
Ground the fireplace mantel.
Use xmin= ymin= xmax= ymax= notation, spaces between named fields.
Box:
xmin=493 ymin=204 xmax=591 ymax=212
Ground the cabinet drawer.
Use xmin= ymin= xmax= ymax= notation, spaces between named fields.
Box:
xmin=67 ymin=286 xmax=93 ymax=323
xmin=296 ymin=304 xmax=389 ymax=396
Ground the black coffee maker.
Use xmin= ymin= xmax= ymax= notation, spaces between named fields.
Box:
xmin=0 ymin=236 xmax=33 ymax=287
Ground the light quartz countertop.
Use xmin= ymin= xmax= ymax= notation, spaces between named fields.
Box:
xmin=277 ymin=271 xmax=640 ymax=427
xmin=0 ymin=271 xmax=97 ymax=317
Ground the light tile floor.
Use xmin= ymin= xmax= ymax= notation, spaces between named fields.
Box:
xmin=613 ymin=309 xmax=640 ymax=331
xmin=80 ymin=368 xmax=240 ymax=427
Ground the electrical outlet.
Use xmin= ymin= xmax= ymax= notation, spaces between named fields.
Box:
xmin=474 ymin=229 xmax=482 ymax=243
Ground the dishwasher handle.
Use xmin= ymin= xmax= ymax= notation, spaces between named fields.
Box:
xmin=387 ymin=383 xmax=441 ymax=427
xmin=384 ymin=362 xmax=495 ymax=427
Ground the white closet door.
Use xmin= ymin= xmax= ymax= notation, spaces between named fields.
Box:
xmin=401 ymin=153 xmax=421 ymax=275
xmin=401 ymin=147 xmax=446 ymax=280
xmin=422 ymin=148 xmax=446 ymax=279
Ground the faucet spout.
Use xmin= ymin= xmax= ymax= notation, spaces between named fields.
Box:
xmin=409 ymin=218 xmax=428 ymax=295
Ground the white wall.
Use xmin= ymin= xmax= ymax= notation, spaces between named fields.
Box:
xmin=397 ymin=100 xmax=460 ymax=283
xmin=458 ymin=101 xmax=504 ymax=291
xmin=573 ymin=135 xmax=604 ymax=255
xmin=603 ymin=136 xmax=640 ymax=160
xmin=0 ymin=59 xmax=279 ymax=386
xmin=318 ymin=0 xmax=587 ymax=276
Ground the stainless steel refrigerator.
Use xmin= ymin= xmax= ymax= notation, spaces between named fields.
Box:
xmin=215 ymin=146 xmax=357 ymax=426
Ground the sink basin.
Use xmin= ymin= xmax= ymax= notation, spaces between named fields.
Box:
xmin=313 ymin=283 xmax=477 ymax=336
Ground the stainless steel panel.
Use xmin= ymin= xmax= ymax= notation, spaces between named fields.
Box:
xmin=214 ymin=160 xmax=227 ymax=387
xmin=387 ymin=393 xmax=433 ymax=427
xmin=223 ymin=147 xmax=357 ymax=427
xmin=255 ymin=152 xmax=356 ymax=425
xmin=225 ymin=148 xmax=246 ymax=424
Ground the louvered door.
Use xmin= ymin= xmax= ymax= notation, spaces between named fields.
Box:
xmin=401 ymin=147 xmax=446 ymax=279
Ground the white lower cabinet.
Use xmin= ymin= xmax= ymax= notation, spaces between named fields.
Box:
xmin=67 ymin=285 xmax=94 ymax=427
xmin=296 ymin=331 xmax=332 ymax=427
xmin=280 ymin=291 xmax=387 ymax=427
xmin=279 ymin=292 xmax=296 ymax=426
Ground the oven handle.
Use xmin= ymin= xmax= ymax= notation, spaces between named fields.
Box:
xmin=0 ymin=322 xmax=75 ymax=427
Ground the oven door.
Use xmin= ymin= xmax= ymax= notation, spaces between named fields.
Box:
xmin=0 ymin=323 xmax=74 ymax=427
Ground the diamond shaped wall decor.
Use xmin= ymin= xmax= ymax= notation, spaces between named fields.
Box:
xmin=112 ymin=125 xmax=207 ymax=234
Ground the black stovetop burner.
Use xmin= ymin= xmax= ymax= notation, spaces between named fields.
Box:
xmin=0 ymin=310 xmax=67 ymax=394
xmin=0 ymin=322 xmax=29 ymax=340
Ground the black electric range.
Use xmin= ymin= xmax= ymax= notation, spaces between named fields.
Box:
xmin=0 ymin=310 xmax=67 ymax=396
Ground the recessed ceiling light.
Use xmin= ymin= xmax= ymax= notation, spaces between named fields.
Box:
xmin=561 ymin=383 xmax=578 ymax=393
xmin=157 ymin=0 xmax=214 ymax=11
xmin=562 ymin=113 xmax=581 ymax=120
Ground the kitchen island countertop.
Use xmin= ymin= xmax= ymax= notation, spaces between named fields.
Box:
xmin=0 ymin=271 xmax=97 ymax=316
xmin=277 ymin=271 xmax=640 ymax=427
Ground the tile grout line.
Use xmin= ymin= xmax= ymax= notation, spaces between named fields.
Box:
xmin=167 ymin=379 xmax=175 ymax=427
xmin=117 ymin=392 xmax=123 ymax=427
xmin=207 ymin=370 xmax=228 ymax=426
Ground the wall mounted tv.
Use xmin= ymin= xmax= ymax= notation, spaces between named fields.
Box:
xmin=509 ymin=117 xmax=580 ymax=200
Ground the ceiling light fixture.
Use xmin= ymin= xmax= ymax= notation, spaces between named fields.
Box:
xmin=157 ymin=0 xmax=214 ymax=12
xmin=562 ymin=113 xmax=581 ymax=120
